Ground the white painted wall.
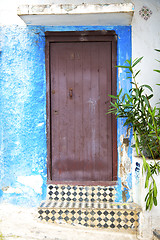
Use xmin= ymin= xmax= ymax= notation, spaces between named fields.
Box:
xmin=132 ymin=4 xmax=160 ymax=236
xmin=132 ymin=157 xmax=160 ymax=240
xmin=132 ymin=0 xmax=160 ymax=106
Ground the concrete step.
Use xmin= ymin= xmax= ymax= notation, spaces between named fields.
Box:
xmin=38 ymin=201 xmax=141 ymax=234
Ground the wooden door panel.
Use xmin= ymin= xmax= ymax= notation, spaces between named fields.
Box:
xmin=50 ymin=40 xmax=114 ymax=183
xmin=74 ymin=43 xmax=84 ymax=180
xmin=98 ymin=42 xmax=112 ymax=180
xmin=82 ymin=42 xmax=92 ymax=180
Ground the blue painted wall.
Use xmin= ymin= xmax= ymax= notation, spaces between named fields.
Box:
xmin=0 ymin=25 xmax=131 ymax=207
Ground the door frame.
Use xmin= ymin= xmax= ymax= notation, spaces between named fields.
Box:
xmin=45 ymin=31 xmax=117 ymax=185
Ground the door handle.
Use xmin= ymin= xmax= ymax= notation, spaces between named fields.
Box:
xmin=69 ymin=88 xmax=73 ymax=98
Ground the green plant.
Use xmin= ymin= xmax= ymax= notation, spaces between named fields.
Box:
xmin=107 ymin=56 xmax=160 ymax=210
xmin=0 ymin=232 xmax=5 ymax=240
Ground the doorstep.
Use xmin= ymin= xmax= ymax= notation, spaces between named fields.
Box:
xmin=38 ymin=184 xmax=141 ymax=234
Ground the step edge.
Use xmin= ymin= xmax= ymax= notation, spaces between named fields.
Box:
xmin=38 ymin=201 xmax=142 ymax=211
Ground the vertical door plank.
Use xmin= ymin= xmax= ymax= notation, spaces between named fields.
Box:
xmin=51 ymin=43 xmax=69 ymax=180
xmin=58 ymin=44 xmax=68 ymax=180
xmin=90 ymin=42 xmax=100 ymax=181
xmin=82 ymin=42 xmax=93 ymax=180
xmin=99 ymin=42 xmax=112 ymax=180
xmin=66 ymin=43 xmax=76 ymax=180
xmin=50 ymin=44 xmax=60 ymax=180
xmin=74 ymin=43 xmax=84 ymax=180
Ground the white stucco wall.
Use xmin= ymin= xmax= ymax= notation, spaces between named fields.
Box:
xmin=132 ymin=0 xmax=160 ymax=106
xmin=131 ymin=4 xmax=160 ymax=237
xmin=132 ymin=157 xmax=160 ymax=240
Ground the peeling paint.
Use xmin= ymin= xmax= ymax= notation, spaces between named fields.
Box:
xmin=118 ymin=67 xmax=122 ymax=78
xmin=88 ymin=98 xmax=97 ymax=114
xmin=17 ymin=175 xmax=43 ymax=194
xmin=122 ymin=188 xmax=128 ymax=202
xmin=37 ymin=122 xmax=44 ymax=127
xmin=119 ymin=134 xmax=132 ymax=201
xmin=2 ymin=186 xmax=22 ymax=194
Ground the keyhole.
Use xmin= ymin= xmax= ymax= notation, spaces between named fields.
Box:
xmin=69 ymin=88 xmax=73 ymax=98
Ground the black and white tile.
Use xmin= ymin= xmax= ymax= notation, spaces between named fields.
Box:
xmin=38 ymin=201 xmax=140 ymax=232
xmin=47 ymin=184 xmax=116 ymax=203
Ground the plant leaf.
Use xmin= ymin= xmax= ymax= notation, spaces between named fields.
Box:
xmin=153 ymin=196 xmax=157 ymax=206
xmin=145 ymin=192 xmax=149 ymax=201
xmin=153 ymin=180 xmax=157 ymax=198
xmin=146 ymin=196 xmax=150 ymax=210
xmin=148 ymin=94 xmax=153 ymax=100
xmin=154 ymin=70 xmax=160 ymax=73
xmin=141 ymin=85 xmax=153 ymax=92
xmin=132 ymin=57 xmax=143 ymax=68
xmin=149 ymin=196 xmax=153 ymax=210
xmin=148 ymin=122 xmax=154 ymax=130
xmin=155 ymin=49 xmax=160 ymax=52
xmin=147 ymin=163 xmax=151 ymax=177
xmin=116 ymin=65 xmax=130 ymax=69
xmin=118 ymin=88 xmax=122 ymax=97
xmin=142 ymin=95 xmax=149 ymax=107
xmin=142 ymin=155 xmax=147 ymax=171
xmin=145 ymin=175 xmax=149 ymax=188
xmin=108 ymin=94 xmax=118 ymax=99
xmin=135 ymin=70 xmax=141 ymax=77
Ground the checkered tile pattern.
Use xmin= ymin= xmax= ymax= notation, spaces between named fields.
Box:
xmin=38 ymin=208 xmax=78 ymax=225
xmin=38 ymin=202 xmax=140 ymax=232
xmin=47 ymin=184 xmax=116 ymax=202
xmin=38 ymin=184 xmax=141 ymax=233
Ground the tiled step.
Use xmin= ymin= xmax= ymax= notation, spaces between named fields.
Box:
xmin=38 ymin=201 xmax=141 ymax=233
xmin=47 ymin=184 xmax=116 ymax=202
xmin=40 ymin=184 xmax=141 ymax=233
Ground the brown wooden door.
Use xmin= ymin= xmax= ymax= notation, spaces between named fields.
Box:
xmin=47 ymin=32 xmax=117 ymax=185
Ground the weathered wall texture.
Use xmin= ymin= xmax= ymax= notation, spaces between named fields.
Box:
xmin=0 ymin=24 xmax=131 ymax=206
xmin=0 ymin=26 xmax=47 ymax=206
